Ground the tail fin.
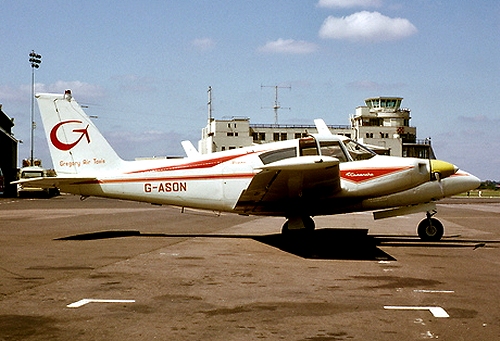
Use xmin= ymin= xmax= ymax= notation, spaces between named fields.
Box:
xmin=37 ymin=90 xmax=124 ymax=175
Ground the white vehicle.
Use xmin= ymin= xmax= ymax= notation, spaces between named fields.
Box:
xmin=17 ymin=166 xmax=59 ymax=197
xmin=15 ymin=90 xmax=480 ymax=240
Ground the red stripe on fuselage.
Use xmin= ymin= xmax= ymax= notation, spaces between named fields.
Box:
xmin=73 ymin=172 xmax=256 ymax=185
xmin=126 ymin=153 xmax=253 ymax=174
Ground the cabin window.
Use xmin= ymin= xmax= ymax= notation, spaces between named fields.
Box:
xmin=299 ymin=137 xmax=319 ymax=156
xmin=259 ymin=147 xmax=297 ymax=165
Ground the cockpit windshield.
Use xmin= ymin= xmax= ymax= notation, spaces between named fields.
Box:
xmin=343 ymin=139 xmax=376 ymax=161
xmin=318 ymin=140 xmax=348 ymax=162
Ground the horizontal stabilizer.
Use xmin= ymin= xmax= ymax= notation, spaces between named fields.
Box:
xmin=12 ymin=176 xmax=97 ymax=189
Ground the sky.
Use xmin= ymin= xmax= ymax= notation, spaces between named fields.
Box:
xmin=1 ymin=0 xmax=499 ymax=180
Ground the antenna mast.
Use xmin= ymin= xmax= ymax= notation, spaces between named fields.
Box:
xmin=261 ymin=84 xmax=291 ymax=125
xmin=207 ymin=86 xmax=213 ymax=136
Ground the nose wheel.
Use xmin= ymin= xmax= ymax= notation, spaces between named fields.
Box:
xmin=417 ymin=211 xmax=444 ymax=241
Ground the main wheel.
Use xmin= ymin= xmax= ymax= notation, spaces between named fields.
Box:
xmin=417 ymin=218 xmax=444 ymax=241
xmin=281 ymin=216 xmax=315 ymax=235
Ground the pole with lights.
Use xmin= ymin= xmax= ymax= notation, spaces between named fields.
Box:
xmin=29 ymin=50 xmax=42 ymax=166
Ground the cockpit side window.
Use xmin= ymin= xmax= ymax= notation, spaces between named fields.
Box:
xmin=319 ymin=141 xmax=348 ymax=162
xmin=344 ymin=139 xmax=376 ymax=161
xmin=259 ymin=147 xmax=297 ymax=165
xmin=299 ymin=137 xmax=319 ymax=156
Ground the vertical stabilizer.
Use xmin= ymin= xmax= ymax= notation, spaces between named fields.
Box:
xmin=36 ymin=90 xmax=124 ymax=175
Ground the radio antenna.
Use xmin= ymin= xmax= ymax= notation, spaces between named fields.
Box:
xmin=261 ymin=84 xmax=291 ymax=125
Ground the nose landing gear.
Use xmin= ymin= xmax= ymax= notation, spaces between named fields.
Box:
xmin=417 ymin=210 xmax=444 ymax=241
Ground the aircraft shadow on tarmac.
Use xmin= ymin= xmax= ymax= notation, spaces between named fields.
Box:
xmin=57 ymin=228 xmax=391 ymax=261
xmin=56 ymin=228 xmax=497 ymax=261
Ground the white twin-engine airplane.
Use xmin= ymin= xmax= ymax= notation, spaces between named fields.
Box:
xmin=19 ymin=90 xmax=480 ymax=241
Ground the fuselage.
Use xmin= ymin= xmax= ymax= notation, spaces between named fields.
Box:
xmin=57 ymin=134 xmax=480 ymax=217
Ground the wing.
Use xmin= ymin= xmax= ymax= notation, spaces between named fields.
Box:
xmin=234 ymin=156 xmax=341 ymax=215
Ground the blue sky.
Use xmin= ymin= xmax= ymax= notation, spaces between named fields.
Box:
xmin=1 ymin=0 xmax=499 ymax=180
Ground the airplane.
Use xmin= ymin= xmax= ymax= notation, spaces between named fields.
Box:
xmin=15 ymin=90 xmax=480 ymax=241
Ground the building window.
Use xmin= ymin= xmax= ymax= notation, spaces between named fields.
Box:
xmin=281 ymin=133 xmax=287 ymax=141
xmin=273 ymin=133 xmax=280 ymax=141
xmin=227 ymin=132 xmax=234 ymax=137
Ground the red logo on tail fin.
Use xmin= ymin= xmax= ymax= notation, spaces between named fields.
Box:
xmin=50 ymin=120 xmax=90 ymax=151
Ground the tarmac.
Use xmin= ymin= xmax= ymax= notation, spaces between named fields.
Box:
xmin=0 ymin=194 xmax=499 ymax=340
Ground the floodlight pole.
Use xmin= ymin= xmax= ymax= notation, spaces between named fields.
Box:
xmin=29 ymin=50 xmax=42 ymax=166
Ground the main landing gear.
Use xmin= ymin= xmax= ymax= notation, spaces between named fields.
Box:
xmin=281 ymin=216 xmax=315 ymax=235
xmin=281 ymin=211 xmax=445 ymax=242
xmin=417 ymin=210 xmax=444 ymax=241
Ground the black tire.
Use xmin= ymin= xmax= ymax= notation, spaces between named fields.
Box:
xmin=281 ymin=217 xmax=315 ymax=235
xmin=417 ymin=218 xmax=444 ymax=241
xmin=281 ymin=220 xmax=290 ymax=234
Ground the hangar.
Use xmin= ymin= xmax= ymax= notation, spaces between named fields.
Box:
xmin=0 ymin=104 xmax=18 ymax=197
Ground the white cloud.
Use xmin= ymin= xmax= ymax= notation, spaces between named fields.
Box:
xmin=319 ymin=11 xmax=417 ymax=42
xmin=111 ymin=74 xmax=158 ymax=93
xmin=317 ymin=0 xmax=382 ymax=8
xmin=192 ymin=38 xmax=215 ymax=51
xmin=0 ymin=85 xmax=27 ymax=103
xmin=258 ymin=39 xmax=318 ymax=54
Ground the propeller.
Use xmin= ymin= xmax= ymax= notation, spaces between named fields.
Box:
xmin=429 ymin=159 xmax=459 ymax=196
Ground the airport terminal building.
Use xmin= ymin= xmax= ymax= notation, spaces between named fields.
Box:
xmin=198 ymin=96 xmax=434 ymax=159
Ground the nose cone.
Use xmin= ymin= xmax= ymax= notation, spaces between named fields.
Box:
xmin=463 ymin=172 xmax=481 ymax=191
xmin=430 ymin=160 xmax=458 ymax=179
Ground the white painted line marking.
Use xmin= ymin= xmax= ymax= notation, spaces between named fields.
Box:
xmin=413 ymin=289 xmax=455 ymax=294
xmin=384 ymin=306 xmax=450 ymax=318
xmin=67 ymin=299 xmax=135 ymax=308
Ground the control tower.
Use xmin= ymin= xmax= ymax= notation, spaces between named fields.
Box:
xmin=350 ymin=97 xmax=433 ymax=158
